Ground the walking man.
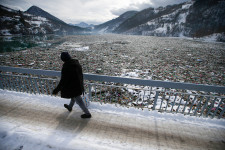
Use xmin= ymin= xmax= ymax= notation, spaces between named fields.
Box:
xmin=53 ymin=52 xmax=91 ymax=118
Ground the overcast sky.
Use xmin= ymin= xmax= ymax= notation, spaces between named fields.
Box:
xmin=0 ymin=0 xmax=189 ymax=25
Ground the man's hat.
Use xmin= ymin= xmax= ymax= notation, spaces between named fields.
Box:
xmin=61 ymin=52 xmax=71 ymax=62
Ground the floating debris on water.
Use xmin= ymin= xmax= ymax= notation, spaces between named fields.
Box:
xmin=0 ymin=34 xmax=224 ymax=86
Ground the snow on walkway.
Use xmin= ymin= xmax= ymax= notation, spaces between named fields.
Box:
xmin=0 ymin=90 xmax=225 ymax=150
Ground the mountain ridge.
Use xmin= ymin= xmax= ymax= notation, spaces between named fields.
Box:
xmin=94 ymin=11 xmax=138 ymax=33
xmin=0 ymin=5 xmax=89 ymax=35
xmin=70 ymin=22 xmax=94 ymax=28
xmin=113 ymin=4 xmax=184 ymax=34
xmin=94 ymin=0 xmax=225 ymax=41
xmin=0 ymin=0 xmax=224 ymax=41
xmin=26 ymin=5 xmax=66 ymax=25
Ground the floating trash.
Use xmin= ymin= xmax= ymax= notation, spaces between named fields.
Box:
xmin=75 ymin=46 xmax=89 ymax=51
xmin=164 ymin=48 xmax=171 ymax=51
xmin=196 ymin=59 xmax=203 ymax=62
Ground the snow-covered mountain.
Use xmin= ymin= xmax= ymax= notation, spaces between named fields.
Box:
xmin=1 ymin=0 xmax=224 ymax=39
xmin=70 ymin=22 xmax=94 ymax=28
xmin=117 ymin=2 xmax=191 ymax=37
xmin=26 ymin=6 xmax=66 ymax=25
xmin=95 ymin=0 xmax=225 ymax=41
xmin=119 ymin=0 xmax=225 ymax=39
xmin=93 ymin=11 xmax=138 ymax=33
xmin=0 ymin=5 xmax=89 ymax=36
xmin=185 ymin=0 xmax=225 ymax=38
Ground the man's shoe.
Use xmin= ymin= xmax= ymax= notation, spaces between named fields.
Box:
xmin=64 ymin=104 xmax=72 ymax=112
xmin=81 ymin=113 xmax=92 ymax=118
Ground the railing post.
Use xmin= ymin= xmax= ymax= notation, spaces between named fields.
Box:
xmin=29 ymin=75 xmax=36 ymax=94
xmin=176 ymin=94 xmax=184 ymax=113
xmin=46 ymin=80 xmax=51 ymax=95
xmin=159 ymin=92 xmax=165 ymax=110
xmin=182 ymin=95 xmax=190 ymax=114
xmin=212 ymin=98 xmax=223 ymax=119
xmin=34 ymin=78 xmax=40 ymax=94
xmin=153 ymin=91 xmax=159 ymax=110
xmin=165 ymin=92 xmax=171 ymax=111
xmin=219 ymin=106 xmax=225 ymax=119
xmin=38 ymin=78 xmax=44 ymax=94
xmin=94 ymin=84 xmax=97 ymax=102
xmin=194 ymin=96 xmax=203 ymax=116
xmin=171 ymin=93 xmax=177 ymax=112
xmin=15 ymin=76 xmax=21 ymax=92
xmin=0 ymin=74 xmax=4 ymax=89
xmin=11 ymin=76 xmax=17 ymax=92
xmin=88 ymin=84 xmax=92 ymax=101
xmin=188 ymin=95 xmax=197 ymax=115
xmin=25 ymin=76 xmax=32 ymax=94
xmin=200 ymin=97 xmax=210 ymax=117
xmin=206 ymin=97 xmax=217 ymax=117
xmin=21 ymin=77 xmax=27 ymax=93
xmin=43 ymin=79 xmax=48 ymax=95
xmin=19 ymin=76 xmax=25 ymax=93
xmin=5 ymin=75 xmax=12 ymax=90
xmin=100 ymin=85 xmax=102 ymax=103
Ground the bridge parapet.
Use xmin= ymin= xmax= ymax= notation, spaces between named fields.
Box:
xmin=0 ymin=66 xmax=224 ymax=119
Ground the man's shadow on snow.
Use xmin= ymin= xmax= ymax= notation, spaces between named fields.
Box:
xmin=46 ymin=108 xmax=90 ymax=146
xmin=56 ymin=110 xmax=90 ymax=133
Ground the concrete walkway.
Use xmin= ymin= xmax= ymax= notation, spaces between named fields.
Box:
xmin=0 ymin=93 xmax=225 ymax=150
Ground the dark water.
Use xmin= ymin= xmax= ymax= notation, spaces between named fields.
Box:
xmin=0 ymin=34 xmax=62 ymax=53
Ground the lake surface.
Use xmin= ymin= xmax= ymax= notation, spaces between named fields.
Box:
xmin=0 ymin=34 xmax=62 ymax=53
xmin=0 ymin=34 xmax=225 ymax=86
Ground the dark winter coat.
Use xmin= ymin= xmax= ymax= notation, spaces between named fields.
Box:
xmin=54 ymin=59 xmax=84 ymax=98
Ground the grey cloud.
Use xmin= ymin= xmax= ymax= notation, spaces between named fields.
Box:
xmin=80 ymin=0 xmax=94 ymax=4
xmin=111 ymin=0 xmax=189 ymax=16
xmin=111 ymin=8 xmax=134 ymax=16
xmin=0 ymin=0 xmax=32 ymax=10
xmin=111 ymin=2 xmax=153 ymax=16
xmin=150 ymin=0 xmax=189 ymax=7
xmin=0 ymin=0 xmax=190 ymax=25
xmin=131 ymin=2 xmax=154 ymax=10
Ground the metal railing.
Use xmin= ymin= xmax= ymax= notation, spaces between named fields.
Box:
xmin=0 ymin=66 xmax=225 ymax=119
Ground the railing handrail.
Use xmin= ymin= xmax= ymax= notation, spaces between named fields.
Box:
xmin=1 ymin=66 xmax=225 ymax=94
